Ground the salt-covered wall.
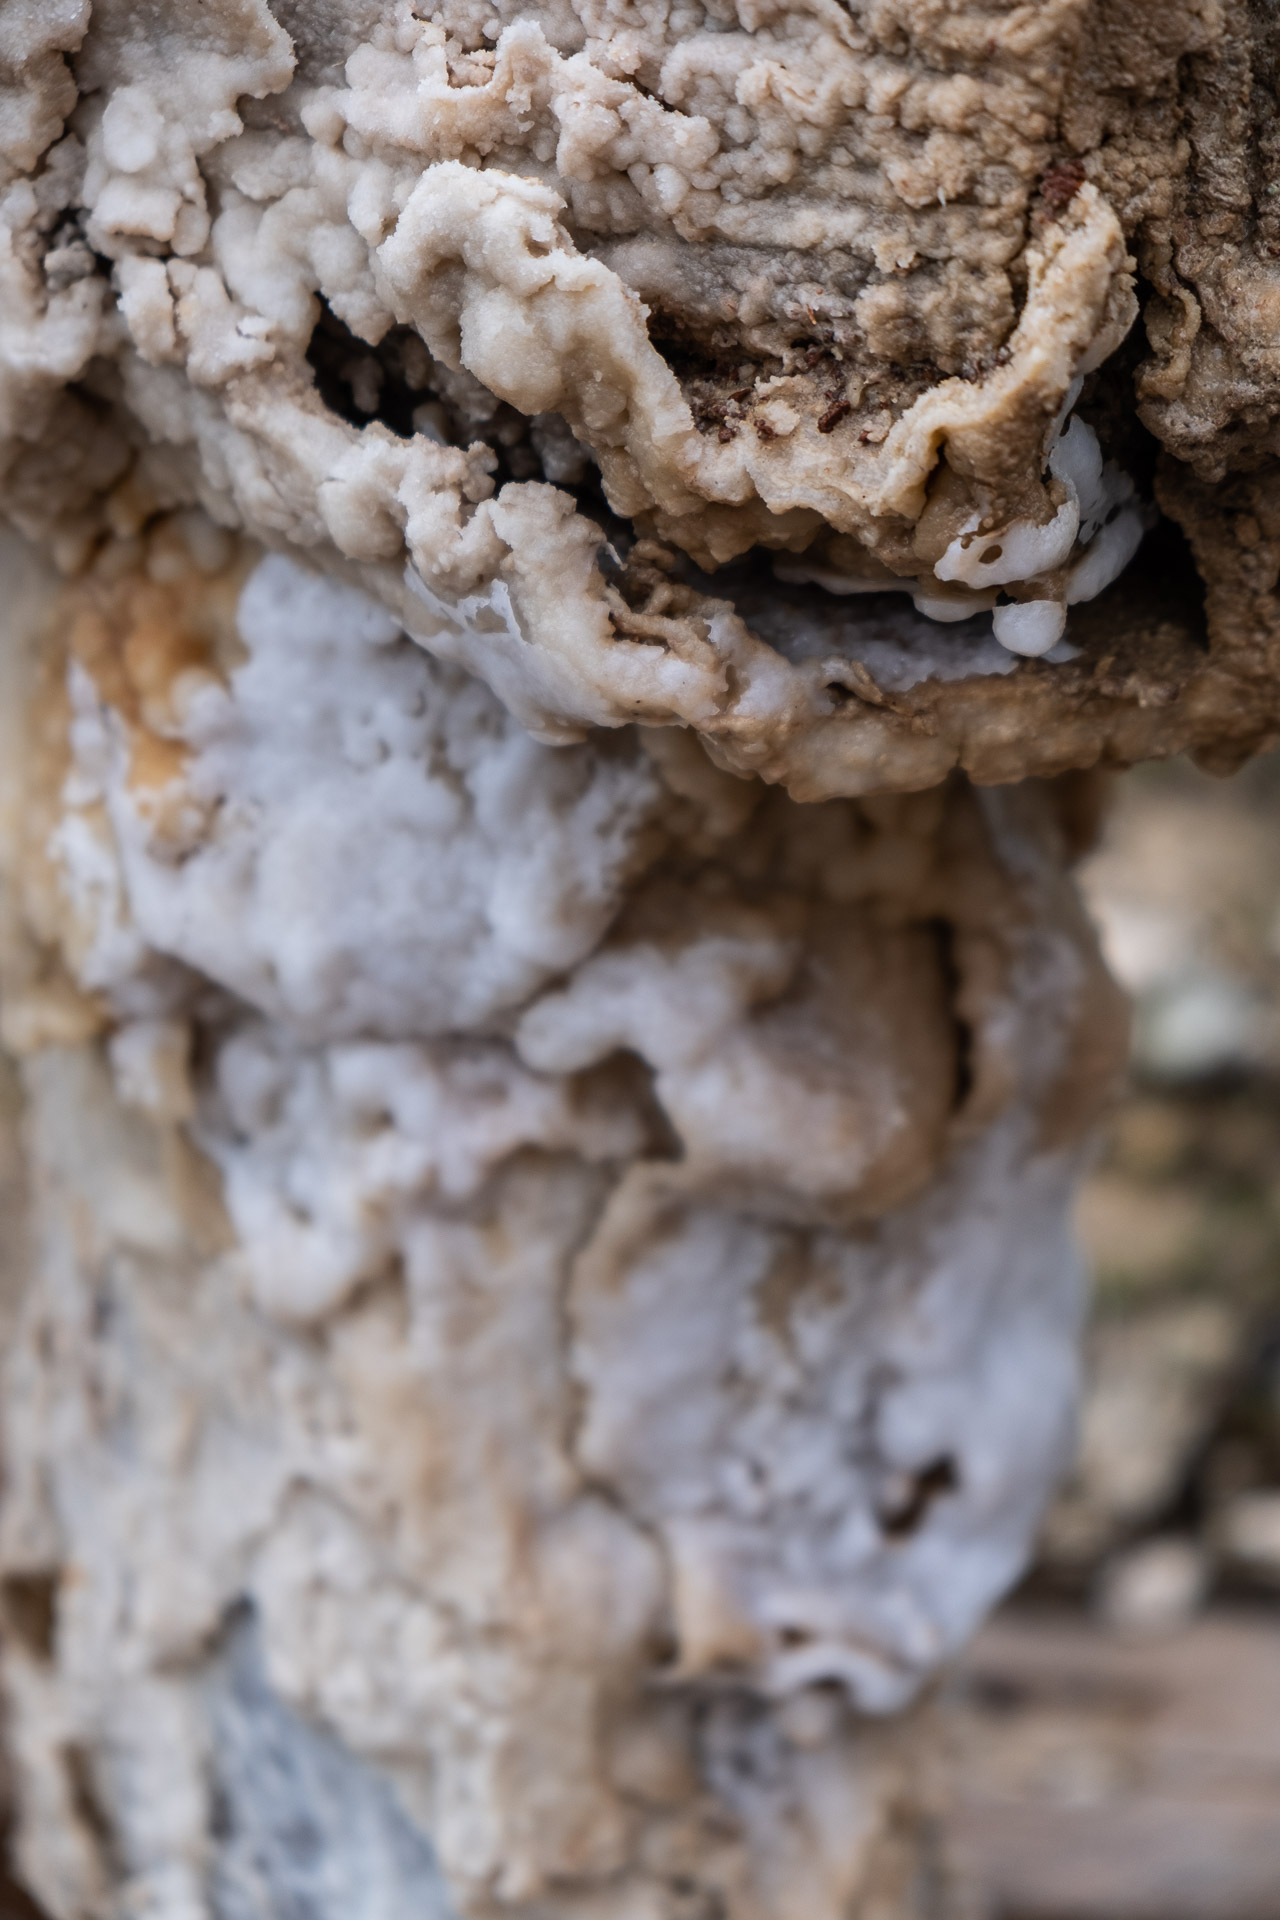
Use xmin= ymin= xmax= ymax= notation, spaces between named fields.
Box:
xmin=4 ymin=0 xmax=1277 ymax=1913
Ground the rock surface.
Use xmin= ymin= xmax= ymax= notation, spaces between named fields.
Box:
xmin=5 ymin=1 xmax=1274 ymax=1916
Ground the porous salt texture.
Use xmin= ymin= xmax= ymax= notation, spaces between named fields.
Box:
xmin=0 ymin=0 xmax=1160 ymax=801
xmin=0 ymin=543 xmax=1127 ymax=1920
xmin=57 ymin=555 xmax=667 ymax=1037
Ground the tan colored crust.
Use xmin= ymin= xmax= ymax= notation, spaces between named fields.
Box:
xmin=0 ymin=0 xmax=1278 ymax=799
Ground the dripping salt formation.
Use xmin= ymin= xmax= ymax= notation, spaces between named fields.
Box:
xmin=0 ymin=1 xmax=1277 ymax=1916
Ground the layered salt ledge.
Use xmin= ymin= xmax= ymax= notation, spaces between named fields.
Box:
xmin=0 ymin=543 xmax=1127 ymax=1920
xmin=0 ymin=0 xmax=1163 ymax=804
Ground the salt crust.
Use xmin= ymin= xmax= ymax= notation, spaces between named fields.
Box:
xmin=0 ymin=537 xmax=1127 ymax=1920
xmin=0 ymin=0 xmax=1231 ymax=1910
xmin=0 ymin=0 xmax=1160 ymax=801
xmin=0 ymin=0 xmax=1206 ymax=1908
xmin=58 ymin=555 xmax=670 ymax=1039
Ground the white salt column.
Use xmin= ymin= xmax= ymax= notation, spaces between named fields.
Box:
xmin=0 ymin=527 xmax=1126 ymax=1920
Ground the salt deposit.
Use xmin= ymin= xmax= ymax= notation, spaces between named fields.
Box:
xmin=1 ymin=1 xmax=1274 ymax=1914
xmin=0 ymin=531 xmax=1126 ymax=1920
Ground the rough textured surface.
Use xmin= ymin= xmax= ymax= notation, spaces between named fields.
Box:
xmin=0 ymin=528 xmax=1126 ymax=1920
xmin=6 ymin=0 xmax=1265 ymax=1915
xmin=0 ymin=0 xmax=1277 ymax=796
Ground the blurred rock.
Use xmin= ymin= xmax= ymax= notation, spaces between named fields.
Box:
xmin=1093 ymin=1537 xmax=1211 ymax=1636
xmin=952 ymin=751 xmax=1280 ymax=1915
xmin=1074 ymin=1173 xmax=1204 ymax=1291
xmin=1043 ymin=1302 xmax=1241 ymax=1568
xmin=1137 ymin=973 xmax=1272 ymax=1083
xmin=1106 ymin=1099 xmax=1194 ymax=1181
xmin=1217 ymin=1490 xmax=1280 ymax=1586
xmin=1079 ymin=762 xmax=1280 ymax=1084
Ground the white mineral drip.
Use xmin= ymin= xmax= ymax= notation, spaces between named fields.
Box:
xmin=992 ymin=600 xmax=1069 ymax=657
xmin=779 ymin=399 xmax=1150 ymax=665
xmin=1067 ymin=503 xmax=1150 ymax=604
xmin=935 ymin=500 xmax=1081 ymax=591
xmin=934 ymin=409 xmax=1150 ymax=655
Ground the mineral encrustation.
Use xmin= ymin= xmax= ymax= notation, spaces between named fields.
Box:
xmin=0 ymin=1 xmax=1269 ymax=1916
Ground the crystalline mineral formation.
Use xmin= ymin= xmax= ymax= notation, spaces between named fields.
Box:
xmin=0 ymin=0 xmax=1272 ymax=1914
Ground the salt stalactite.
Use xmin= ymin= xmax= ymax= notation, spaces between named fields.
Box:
xmin=0 ymin=0 xmax=1275 ymax=1915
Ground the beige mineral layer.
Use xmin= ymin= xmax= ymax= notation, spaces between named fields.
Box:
xmin=2 ymin=0 xmax=1280 ymax=796
xmin=0 ymin=0 xmax=1254 ymax=1916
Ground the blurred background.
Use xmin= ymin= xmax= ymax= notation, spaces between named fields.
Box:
xmin=947 ymin=751 xmax=1280 ymax=1920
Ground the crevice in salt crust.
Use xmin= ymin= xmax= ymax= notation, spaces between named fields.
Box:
xmin=0 ymin=527 xmax=1127 ymax=1920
